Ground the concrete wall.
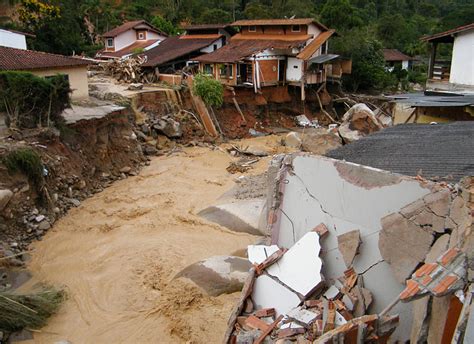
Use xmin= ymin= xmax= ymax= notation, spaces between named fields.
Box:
xmin=286 ymin=57 xmax=303 ymax=82
xmin=307 ymin=24 xmax=322 ymax=38
xmin=114 ymin=30 xmax=136 ymax=51
xmin=0 ymin=29 xmax=27 ymax=49
xmin=147 ymin=31 xmax=166 ymax=41
xmin=199 ymin=38 xmax=223 ymax=53
xmin=30 ymin=65 xmax=89 ymax=100
xmin=450 ymin=30 xmax=474 ymax=86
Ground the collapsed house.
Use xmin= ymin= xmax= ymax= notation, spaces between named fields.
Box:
xmin=193 ymin=19 xmax=351 ymax=100
xmin=141 ymin=24 xmax=235 ymax=73
xmin=199 ymin=153 xmax=473 ymax=343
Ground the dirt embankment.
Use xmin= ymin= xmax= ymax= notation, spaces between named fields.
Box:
xmin=0 ymin=109 xmax=146 ymax=252
xmin=24 ymin=136 xmax=290 ymax=343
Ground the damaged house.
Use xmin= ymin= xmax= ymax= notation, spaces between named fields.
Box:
xmin=95 ymin=20 xmax=168 ymax=60
xmin=140 ymin=24 xmax=235 ymax=73
xmin=193 ymin=19 xmax=351 ymax=100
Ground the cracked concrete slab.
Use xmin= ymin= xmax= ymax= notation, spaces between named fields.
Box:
xmin=247 ymin=245 xmax=280 ymax=265
xmin=264 ymin=154 xmax=444 ymax=342
xmin=337 ymin=230 xmax=361 ymax=268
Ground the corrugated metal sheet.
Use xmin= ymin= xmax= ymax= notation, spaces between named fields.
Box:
xmin=308 ymin=53 xmax=339 ymax=64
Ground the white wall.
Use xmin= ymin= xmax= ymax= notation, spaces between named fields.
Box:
xmin=307 ymin=24 xmax=322 ymax=39
xmin=450 ymin=30 xmax=474 ymax=86
xmin=31 ymin=65 xmax=89 ymax=100
xmin=114 ymin=30 xmax=136 ymax=51
xmin=286 ymin=57 xmax=303 ymax=82
xmin=0 ymin=29 xmax=27 ymax=49
xmin=147 ymin=31 xmax=167 ymax=41
xmin=199 ymin=38 xmax=223 ymax=53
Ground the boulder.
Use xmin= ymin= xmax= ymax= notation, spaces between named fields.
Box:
xmin=175 ymin=256 xmax=252 ymax=296
xmin=0 ymin=189 xmax=13 ymax=212
xmin=153 ymin=117 xmax=182 ymax=138
xmin=284 ymin=132 xmax=302 ymax=148
xmin=338 ymin=104 xmax=383 ymax=143
xmin=301 ymin=129 xmax=342 ymax=155
xmin=128 ymin=83 xmax=144 ymax=90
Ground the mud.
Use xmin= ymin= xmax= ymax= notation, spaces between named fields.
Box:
xmin=23 ymin=135 xmax=292 ymax=343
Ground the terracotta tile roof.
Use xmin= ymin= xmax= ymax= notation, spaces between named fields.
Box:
xmin=141 ymin=35 xmax=222 ymax=67
xmin=194 ymin=39 xmax=307 ymax=63
xmin=102 ymin=20 xmax=167 ymax=38
xmin=297 ymin=30 xmax=335 ymax=61
xmin=232 ymin=18 xmax=328 ymax=31
xmin=421 ymin=22 xmax=474 ymax=42
xmin=180 ymin=34 xmax=222 ymax=40
xmin=0 ymin=46 xmax=89 ymax=71
xmin=383 ymin=49 xmax=413 ymax=62
xmin=230 ymin=33 xmax=311 ymax=41
xmin=183 ymin=24 xmax=231 ymax=30
xmin=97 ymin=40 xmax=159 ymax=58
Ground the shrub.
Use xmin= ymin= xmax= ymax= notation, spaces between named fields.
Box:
xmin=192 ymin=73 xmax=224 ymax=108
xmin=3 ymin=148 xmax=44 ymax=189
xmin=0 ymin=71 xmax=70 ymax=129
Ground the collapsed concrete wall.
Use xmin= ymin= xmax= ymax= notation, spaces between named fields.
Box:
xmin=263 ymin=154 xmax=464 ymax=342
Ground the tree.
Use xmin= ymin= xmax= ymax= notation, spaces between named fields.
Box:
xmin=151 ymin=15 xmax=178 ymax=35
xmin=320 ymin=0 xmax=364 ymax=31
xmin=198 ymin=8 xmax=232 ymax=24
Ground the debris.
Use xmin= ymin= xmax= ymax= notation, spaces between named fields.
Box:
xmin=152 ymin=117 xmax=182 ymax=139
xmin=300 ymin=129 xmax=342 ymax=155
xmin=249 ymin=129 xmax=267 ymax=137
xmin=295 ymin=115 xmax=318 ymax=128
xmin=337 ymin=229 xmax=361 ymax=267
xmin=283 ymin=132 xmax=302 ymax=149
xmin=0 ymin=189 xmax=13 ymax=212
xmin=338 ymin=103 xmax=383 ymax=143
xmin=247 ymin=245 xmax=280 ymax=265
xmin=227 ymin=158 xmax=260 ymax=174
xmin=128 ymin=83 xmax=144 ymax=91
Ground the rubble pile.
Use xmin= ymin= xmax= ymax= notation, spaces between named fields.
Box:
xmin=101 ymin=56 xmax=158 ymax=83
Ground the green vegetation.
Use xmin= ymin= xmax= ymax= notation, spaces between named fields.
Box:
xmin=3 ymin=0 xmax=472 ymax=91
xmin=0 ymin=71 xmax=70 ymax=129
xmin=0 ymin=286 xmax=64 ymax=332
xmin=3 ymin=148 xmax=44 ymax=189
xmin=193 ymin=73 xmax=224 ymax=108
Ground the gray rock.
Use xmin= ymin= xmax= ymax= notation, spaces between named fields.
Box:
xmin=153 ymin=118 xmax=182 ymax=138
xmin=38 ymin=220 xmax=51 ymax=231
xmin=144 ymin=146 xmax=158 ymax=156
xmin=128 ymin=83 xmax=144 ymax=90
xmin=119 ymin=166 xmax=132 ymax=174
xmin=0 ymin=189 xmax=13 ymax=211
xmin=176 ymin=256 xmax=252 ymax=296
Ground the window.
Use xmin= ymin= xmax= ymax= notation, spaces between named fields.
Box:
xmin=291 ymin=25 xmax=300 ymax=32
xmin=137 ymin=32 xmax=145 ymax=40
xmin=248 ymin=26 xmax=257 ymax=32
xmin=106 ymin=38 xmax=114 ymax=48
xmin=213 ymin=44 xmax=218 ymax=51
xmin=219 ymin=64 xmax=233 ymax=79
xmin=204 ymin=64 xmax=214 ymax=75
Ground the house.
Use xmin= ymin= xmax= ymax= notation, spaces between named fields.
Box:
xmin=421 ymin=22 xmax=474 ymax=94
xmin=383 ymin=49 xmax=414 ymax=71
xmin=0 ymin=28 xmax=34 ymax=50
xmin=193 ymin=18 xmax=351 ymax=99
xmin=0 ymin=46 xmax=90 ymax=99
xmin=96 ymin=20 xmax=168 ymax=60
xmin=141 ymin=24 xmax=234 ymax=72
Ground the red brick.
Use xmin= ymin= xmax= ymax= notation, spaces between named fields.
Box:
xmin=305 ymin=299 xmax=323 ymax=309
xmin=254 ymin=308 xmax=275 ymax=318
xmin=245 ymin=315 xmax=270 ymax=331
xmin=400 ymin=280 xmax=420 ymax=300
xmin=440 ymin=248 xmax=460 ymax=267
xmin=433 ymin=275 xmax=459 ymax=295
xmin=414 ymin=263 xmax=437 ymax=278
xmin=313 ymin=223 xmax=329 ymax=237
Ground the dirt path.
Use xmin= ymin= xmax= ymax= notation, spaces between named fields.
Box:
xmin=24 ymin=135 xmax=291 ymax=343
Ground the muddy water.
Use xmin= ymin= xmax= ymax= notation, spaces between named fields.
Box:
xmin=25 ymin=136 xmax=291 ymax=343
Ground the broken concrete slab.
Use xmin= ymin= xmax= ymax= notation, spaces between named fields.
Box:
xmin=266 ymin=232 xmax=324 ymax=298
xmin=175 ymin=255 xmax=251 ymax=296
xmin=379 ymin=213 xmax=434 ymax=283
xmin=286 ymin=306 xmax=320 ymax=327
xmin=337 ymin=104 xmax=383 ymax=143
xmin=337 ymin=230 xmax=361 ymax=268
xmin=198 ymin=199 xmax=266 ymax=236
xmin=300 ymin=129 xmax=342 ymax=155
xmin=251 ymin=274 xmax=301 ymax=316
xmin=247 ymin=245 xmax=280 ymax=265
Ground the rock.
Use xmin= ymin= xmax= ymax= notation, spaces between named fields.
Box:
xmin=284 ymin=132 xmax=302 ymax=148
xmin=236 ymin=329 xmax=262 ymax=344
xmin=153 ymin=118 xmax=182 ymax=138
xmin=144 ymin=145 xmax=158 ymax=156
xmin=337 ymin=229 xmax=361 ymax=267
xmin=176 ymin=256 xmax=252 ymax=296
xmin=119 ymin=166 xmax=132 ymax=174
xmin=34 ymin=215 xmax=45 ymax=223
xmin=301 ymin=129 xmax=342 ymax=155
xmin=338 ymin=104 xmax=383 ymax=143
xmin=70 ymin=198 xmax=81 ymax=207
xmin=38 ymin=220 xmax=51 ymax=231
xmin=128 ymin=83 xmax=143 ymax=90
xmin=379 ymin=213 xmax=434 ymax=283
xmin=0 ymin=189 xmax=13 ymax=211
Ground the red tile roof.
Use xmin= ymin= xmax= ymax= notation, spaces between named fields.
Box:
xmin=141 ymin=35 xmax=222 ymax=67
xmin=0 ymin=46 xmax=90 ymax=71
xmin=97 ymin=40 xmax=159 ymax=59
xmin=102 ymin=20 xmax=167 ymax=38
xmin=383 ymin=49 xmax=413 ymax=62
xmin=194 ymin=39 xmax=307 ymax=63
xmin=232 ymin=18 xmax=328 ymax=31
xmin=421 ymin=22 xmax=474 ymax=42
xmin=183 ymin=24 xmax=231 ymax=30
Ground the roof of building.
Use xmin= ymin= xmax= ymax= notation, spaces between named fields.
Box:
xmin=97 ymin=39 xmax=159 ymax=59
xmin=0 ymin=28 xmax=35 ymax=37
xmin=421 ymin=22 xmax=474 ymax=43
xmin=0 ymin=46 xmax=89 ymax=71
xmin=326 ymin=122 xmax=474 ymax=181
xmin=194 ymin=38 xmax=307 ymax=63
xmin=141 ymin=35 xmax=222 ymax=67
xmin=232 ymin=18 xmax=328 ymax=31
xmin=297 ymin=29 xmax=335 ymax=60
xmin=102 ymin=20 xmax=167 ymax=38
xmin=183 ymin=24 xmax=231 ymax=30
xmin=230 ymin=33 xmax=311 ymax=41
xmin=389 ymin=92 xmax=474 ymax=107
xmin=383 ymin=49 xmax=413 ymax=62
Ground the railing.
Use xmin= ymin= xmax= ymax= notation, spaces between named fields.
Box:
xmin=430 ymin=61 xmax=451 ymax=81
